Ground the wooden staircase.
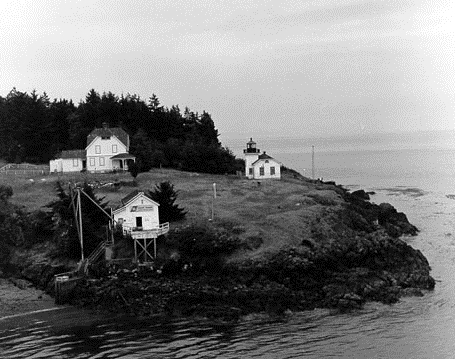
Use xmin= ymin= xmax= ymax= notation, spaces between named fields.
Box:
xmin=79 ymin=240 xmax=112 ymax=274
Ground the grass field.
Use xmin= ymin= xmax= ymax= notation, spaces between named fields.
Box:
xmin=2 ymin=168 xmax=345 ymax=259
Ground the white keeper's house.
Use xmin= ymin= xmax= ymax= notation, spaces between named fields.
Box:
xmin=49 ymin=123 xmax=136 ymax=173
xmin=244 ymin=138 xmax=281 ymax=180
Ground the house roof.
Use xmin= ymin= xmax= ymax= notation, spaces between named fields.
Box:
xmin=56 ymin=149 xmax=86 ymax=159
xmin=111 ymin=153 xmax=136 ymax=160
xmin=113 ymin=190 xmax=160 ymax=213
xmin=86 ymin=126 xmax=129 ymax=148
xmin=120 ymin=190 xmax=158 ymax=206
xmin=251 ymin=152 xmax=281 ymax=166
xmin=258 ymin=152 xmax=273 ymax=160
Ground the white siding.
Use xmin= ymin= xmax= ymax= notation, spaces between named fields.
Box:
xmin=50 ymin=158 xmax=83 ymax=173
xmin=252 ymin=159 xmax=281 ymax=179
xmin=86 ymin=136 xmax=127 ymax=172
xmin=49 ymin=159 xmax=62 ymax=172
xmin=113 ymin=194 xmax=160 ymax=231
xmin=244 ymin=153 xmax=259 ymax=179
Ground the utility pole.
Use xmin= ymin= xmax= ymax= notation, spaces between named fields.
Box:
xmin=210 ymin=183 xmax=216 ymax=221
xmin=77 ymin=188 xmax=84 ymax=260
xmin=312 ymin=145 xmax=315 ymax=180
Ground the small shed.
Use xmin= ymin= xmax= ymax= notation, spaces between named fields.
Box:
xmin=113 ymin=190 xmax=169 ymax=262
xmin=49 ymin=150 xmax=86 ymax=173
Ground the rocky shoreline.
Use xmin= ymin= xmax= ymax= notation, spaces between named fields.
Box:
xmin=8 ymin=184 xmax=435 ymax=321
xmin=67 ymin=229 xmax=434 ymax=320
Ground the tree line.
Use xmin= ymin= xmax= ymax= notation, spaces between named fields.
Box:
xmin=0 ymin=88 xmax=242 ymax=174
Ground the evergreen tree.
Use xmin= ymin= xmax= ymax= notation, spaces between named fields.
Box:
xmin=130 ymin=128 xmax=155 ymax=171
xmin=0 ymin=87 xmax=238 ymax=173
xmin=148 ymin=181 xmax=186 ymax=223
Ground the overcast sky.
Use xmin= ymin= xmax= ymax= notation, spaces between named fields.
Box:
xmin=1 ymin=0 xmax=453 ymax=141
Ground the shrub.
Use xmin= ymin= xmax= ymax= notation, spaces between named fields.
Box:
xmin=45 ymin=181 xmax=110 ymax=260
xmin=128 ymin=161 xmax=140 ymax=179
xmin=0 ymin=185 xmax=13 ymax=202
xmin=164 ymin=224 xmax=241 ymax=274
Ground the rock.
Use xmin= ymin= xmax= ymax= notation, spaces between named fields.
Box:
xmin=352 ymin=190 xmax=370 ymax=200
xmin=401 ymin=287 xmax=424 ymax=297
xmin=378 ymin=203 xmax=418 ymax=236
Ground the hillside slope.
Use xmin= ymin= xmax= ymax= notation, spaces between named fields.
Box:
xmin=7 ymin=169 xmax=434 ymax=318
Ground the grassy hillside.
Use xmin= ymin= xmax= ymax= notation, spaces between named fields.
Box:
xmin=4 ymin=169 xmax=341 ymax=260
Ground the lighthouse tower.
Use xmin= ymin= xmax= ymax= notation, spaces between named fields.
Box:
xmin=244 ymin=138 xmax=260 ymax=179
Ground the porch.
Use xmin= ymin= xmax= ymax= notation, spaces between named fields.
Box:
xmin=111 ymin=153 xmax=136 ymax=171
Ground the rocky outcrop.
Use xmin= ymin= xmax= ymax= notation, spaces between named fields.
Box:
xmin=68 ymin=223 xmax=434 ymax=319
xmin=377 ymin=202 xmax=418 ymax=237
xmin=351 ymin=189 xmax=370 ymax=200
xmin=343 ymin=188 xmax=418 ymax=237
xmin=6 ymin=182 xmax=433 ymax=320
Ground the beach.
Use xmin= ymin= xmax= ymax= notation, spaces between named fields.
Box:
xmin=0 ymin=278 xmax=56 ymax=319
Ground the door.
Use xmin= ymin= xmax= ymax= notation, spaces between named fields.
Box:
xmin=136 ymin=217 xmax=143 ymax=229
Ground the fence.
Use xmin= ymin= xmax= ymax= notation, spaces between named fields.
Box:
xmin=0 ymin=163 xmax=50 ymax=176
xmin=0 ymin=169 xmax=50 ymax=176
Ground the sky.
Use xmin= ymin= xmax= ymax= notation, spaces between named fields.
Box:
xmin=0 ymin=0 xmax=454 ymax=142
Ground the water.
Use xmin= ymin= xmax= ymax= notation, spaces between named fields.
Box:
xmin=1 ymin=130 xmax=455 ymax=358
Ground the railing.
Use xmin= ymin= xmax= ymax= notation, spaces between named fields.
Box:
xmin=123 ymin=222 xmax=170 ymax=238
xmin=54 ymin=240 xmax=113 ymax=304
xmin=84 ymin=240 xmax=110 ymax=273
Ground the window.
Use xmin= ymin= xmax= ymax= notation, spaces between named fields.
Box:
xmin=270 ymin=166 xmax=275 ymax=175
xmin=249 ymin=168 xmax=253 ymax=175
xmin=101 ymin=136 xmax=110 ymax=140
xmin=89 ymin=158 xmax=95 ymax=166
xmin=112 ymin=144 xmax=117 ymax=153
xmin=95 ymin=145 xmax=101 ymax=154
xmin=99 ymin=157 xmax=105 ymax=166
xmin=259 ymin=167 xmax=264 ymax=176
xmin=73 ymin=158 xmax=78 ymax=167
xmin=118 ymin=218 xmax=123 ymax=224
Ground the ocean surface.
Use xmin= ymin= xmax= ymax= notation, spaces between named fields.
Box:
xmin=1 ymin=130 xmax=455 ymax=358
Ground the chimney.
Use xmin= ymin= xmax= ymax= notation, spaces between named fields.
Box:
xmin=102 ymin=122 xmax=109 ymax=129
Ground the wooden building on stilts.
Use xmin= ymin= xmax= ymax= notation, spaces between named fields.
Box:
xmin=112 ymin=190 xmax=169 ymax=263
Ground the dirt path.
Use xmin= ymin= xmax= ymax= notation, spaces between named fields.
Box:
xmin=0 ymin=278 xmax=57 ymax=319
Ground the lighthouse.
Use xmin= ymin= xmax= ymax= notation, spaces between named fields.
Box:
xmin=244 ymin=138 xmax=260 ymax=179
xmin=243 ymin=138 xmax=281 ymax=180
